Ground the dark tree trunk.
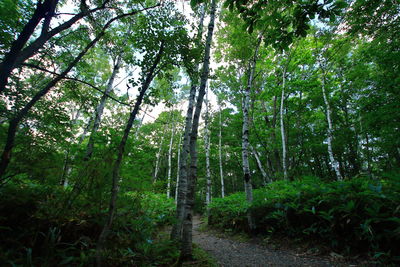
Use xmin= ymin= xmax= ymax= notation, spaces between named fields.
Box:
xmin=95 ymin=41 xmax=164 ymax=267
xmin=181 ymin=0 xmax=216 ymax=260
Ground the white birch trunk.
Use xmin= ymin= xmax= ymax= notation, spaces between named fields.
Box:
xmin=321 ymin=74 xmax=343 ymax=181
xmin=181 ymin=0 xmax=216 ymax=259
xmin=218 ymin=104 xmax=225 ymax=198
xmin=242 ymin=36 xmax=262 ymax=231
xmin=85 ymin=55 xmax=122 ymax=160
xmin=250 ymin=144 xmax=270 ymax=185
xmin=204 ymin=88 xmax=212 ymax=206
xmin=153 ymin=125 xmax=166 ymax=183
xmin=171 ymin=4 xmax=206 ymax=241
xmin=175 ymin=133 xmax=182 ymax=203
xmin=167 ymin=113 xmax=176 ymax=198
xmin=280 ymin=68 xmax=288 ymax=180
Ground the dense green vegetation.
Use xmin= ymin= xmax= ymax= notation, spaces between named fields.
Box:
xmin=0 ymin=0 xmax=399 ymax=265
xmin=208 ymin=174 xmax=400 ymax=263
xmin=0 ymin=181 xmax=178 ymax=266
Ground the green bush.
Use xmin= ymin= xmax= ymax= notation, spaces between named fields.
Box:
xmin=0 ymin=182 xmax=177 ymax=266
xmin=208 ymin=175 xmax=400 ymax=263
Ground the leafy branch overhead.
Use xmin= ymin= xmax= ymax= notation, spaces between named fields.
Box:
xmin=224 ymin=0 xmax=347 ymax=49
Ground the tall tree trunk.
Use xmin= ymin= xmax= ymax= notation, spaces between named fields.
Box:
xmin=218 ymin=103 xmax=225 ymax=198
xmin=167 ymin=112 xmax=176 ymax=198
xmin=204 ymin=89 xmax=212 ymax=206
xmin=0 ymin=7 xmax=156 ymax=180
xmin=153 ymin=124 xmax=167 ymax=183
xmin=175 ymin=133 xmax=182 ymax=203
xmin=321 ymin=73 xmax=342 ymax=181
xmin=84 ymin=55 xmax=122 ymax=161
xmin=280 ymin=68 xmax=288 ymax=180
xmin=171 ymin=3 xmax=206 ymax=241
xmin=242 ymin=36 xmax=262 ymax=232
xmin=96 ymin=41 xmax=164 ymax=266
xmin=181 ymin=0 xmax=216 ymax=260
xmin=250 ymin=144 xmax=270 ymax=185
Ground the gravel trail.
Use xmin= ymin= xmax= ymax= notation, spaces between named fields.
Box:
xmin=192 ymin=216 xmax=338 ymax=267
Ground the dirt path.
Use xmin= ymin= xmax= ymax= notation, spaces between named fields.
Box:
xmin=192 ymin=216 xmax=340 ymax=267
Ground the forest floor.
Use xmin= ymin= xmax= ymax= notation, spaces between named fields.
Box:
xmin=192 ymin=215 xmax=371 ymax=267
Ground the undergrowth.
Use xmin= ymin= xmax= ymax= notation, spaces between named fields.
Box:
xmin=0 ymin=180 xmax=177 ymax=266
xmin=208 ymin=174 xmax=400 ymax=264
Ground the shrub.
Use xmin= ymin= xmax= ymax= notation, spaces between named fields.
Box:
xmin=0 ymin=182 xmax=177 ymax=266
xmin=208 ymin=175 xmax=400 ymax=263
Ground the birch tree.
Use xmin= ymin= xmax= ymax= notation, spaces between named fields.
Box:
xmin=84 ymin=55 xmax=122 ymax=161
xmin=218 ymin=101 xmax=225 ymax=198
xmin=250 ymin=144 xmax=270 ymax=185
xmin=153 ymin=124 xmax=167 ymax=183
xmin=241 ymin=36 xmax=261 ymax=231
xmin=280 ymin=62 xmax=288 ymax=180
xmin=320 ymin=62 xmax=343 ymax=181
xmin=167 ymin=112 xmax=176 ymax=198
xmin=171 ymin=3 xmax=206 ymax=241
xmin=204 ymin=87 xmax=212 ymax=206
xmin=175 ymin=133 xmax=182 ymax=202
xmin=181 ymin=0 xmax=217 ymax=259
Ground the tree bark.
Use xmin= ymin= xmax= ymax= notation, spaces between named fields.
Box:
xmin=321 ymin=73 xmax=343 ymax=181
xmin=181 ymin=0 xmax=216 ymax=260
xmin=96 ymin=40 xmax=164 ymax=266
xmin=171 ymin=3 xmax=206 ymax=241
xmin=242 ymin=36 xmax=262 ymax=232
xmin=280 ymin=68 xmax=288 ymax=180
xmin=84 ymin=55 xmax=122 ymax=161
xmin=175 ymin=133 xmax=182 ymax=203
xmin=153 ymin=124 xmax=167 ymax=183
xmin=218 ymin=103 xmax=225 ymax=198
xmin=167 ymin=112 xmax=176 ymax=198
xmin=250 ymin=144 xmax=270 ymax=185
xmin=204 ymin=89 xmax=212 ymax=207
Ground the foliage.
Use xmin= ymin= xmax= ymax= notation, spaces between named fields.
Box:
xmin=0 ymin=181 xmax=177 ymax=266
xmin=208 ymin=175 xmax=400 ymax=263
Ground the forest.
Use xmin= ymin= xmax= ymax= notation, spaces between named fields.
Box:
xmin=0 ymin=0 xmax=399 ymax=266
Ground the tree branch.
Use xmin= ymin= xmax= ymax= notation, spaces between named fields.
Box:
xmin=22 ymin=63 xmax=133 ymax=107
